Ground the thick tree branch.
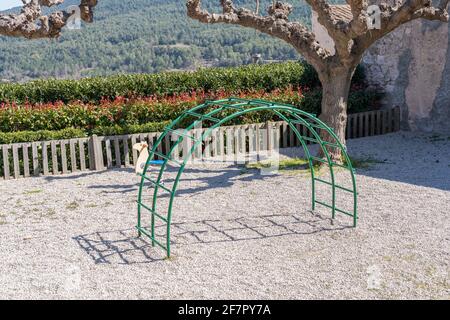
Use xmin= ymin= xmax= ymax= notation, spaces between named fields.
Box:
xmin=186 ymin=0 xmax=450 ymax=152
xmin=305 ymin=0 xmax=335 ymax=30
xmin=307 ymin=1 xmax=363 ymax=61
xmin=346 ymin=0 xmax=369 ymax=36
xmin=186 ymin=0 xmax=331 ymax=69
xmin=187 ymin=0 xmax=450 ymax=71
xmin=413 ymin=0 xmax=450 ymax=21
xmin=0 ymin=0 xmax=97 ymax=39
xmin=353 ymin=0 xmax=449 ymax=55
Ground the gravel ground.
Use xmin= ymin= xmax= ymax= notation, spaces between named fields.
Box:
xmin=0 ymin=131 xmax=449 ymax=300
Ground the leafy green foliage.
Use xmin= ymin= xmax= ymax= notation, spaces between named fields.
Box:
xmin=0 ymin=61 xmax=320 ymax=104
xmin=0 ymin=85 xmax=378 ymax=136
xmin=0 ymin=128 xmax=86 ymax=144
xmin=91 ymin=121 xmax=171 ymax=136
xmin=0 ymin=121 xmax=171 ymax=144
xmin=0 ymin=0 xmax=312 ymax=82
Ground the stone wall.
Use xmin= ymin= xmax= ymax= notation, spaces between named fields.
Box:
xmin=312 ymin=11 xmax=450 ymax=133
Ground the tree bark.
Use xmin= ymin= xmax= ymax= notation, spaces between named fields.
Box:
xmin=0 ymin=0 xmax=97 ymax=39
xmin=317 ymin=67 xmax=355 ymax=162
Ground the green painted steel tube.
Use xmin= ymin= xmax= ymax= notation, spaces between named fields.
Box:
xmin=136 ymin=98 xmax=358 ymax=257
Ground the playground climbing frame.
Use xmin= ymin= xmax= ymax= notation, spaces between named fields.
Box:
xmin=136 ymin=98 xmax=358 ymax=257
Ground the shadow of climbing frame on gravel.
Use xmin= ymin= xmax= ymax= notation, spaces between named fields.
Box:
xmin=73 ymin=211 xmax=350 ymax=265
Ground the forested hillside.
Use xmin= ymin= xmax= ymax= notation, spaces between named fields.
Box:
xmin=0 ymin=0 xmax=319 ymax=82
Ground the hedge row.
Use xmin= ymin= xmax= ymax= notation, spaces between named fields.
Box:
xmin=0 ymin=121 xmax=171 ymax=144
xmin=0 ymin=62 xmax=365 ymax=105
xmin=0 ymin=89 xmax=380 ymax=144
xmin=90 ymin=121 xmax=170 ymax=136
xmin=0 ymin=128 xmax=86 ymax=144
xmin=0 ymin=86 xmax=379 ymax=134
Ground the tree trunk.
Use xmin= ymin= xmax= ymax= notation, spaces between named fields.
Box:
xmin=317 ymin=67 xmax=354 ymax=162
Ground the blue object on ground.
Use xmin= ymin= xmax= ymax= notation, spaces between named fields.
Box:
xmin=148 ymin=160 xmax=165 ymax=166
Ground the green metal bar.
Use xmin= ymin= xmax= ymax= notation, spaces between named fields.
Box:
xmin=186 ymin=110 xmax=221 ymax=123
xmin=314 ymin=200 xmax=356 ymax=218
xmin=165 ymin=106 xmax=329 ymax=256
xmin=137 ymin=102 xmax=214 ymax=249
xmin=137 ymin=201 xmax=168 ymax=222
xmin=322 ymin=140 xmax=342 ymax=149
xmin=163 ymin=127 xmax=200 ymax=142
xmin=298 ymin=135 xmax=341 ymax=149
xmin=314 ymin=178 xmax=355 ymax=194
xmin=136 ymin=226 xmax=167 ymax=251
xmin=136 ymin=99 xmax=359 ymax=257
xmin=306 ymin=122 xmax=328 ymax=131
xmin=139 ymin=173 xmax=173 ymax=194
xmin=238 ymin=98 xmax=275 ymax=107
xmin=151 ymin=150 xmax=182 ymax=166
xmin=287 ymin=113 xmax=338 ymax=219
xmin=310 ymin=156 xmax=351 ymax=170
xmin=230 ymin=98 xmax=357 ymax=227
xmin=272 ymin=110 xmax=317 ymax=212
xmin=278 ymin=97 xmax=358 ymax=226
xmin=310 ymin=156 xmax=327 ymax=164
xmin=137 ymin=190 xmax=142 ymax=238
xmin=298 ymin=135 xmax=319 ymax=144
xmin=204 ymin=100 xmax=248 ymax=110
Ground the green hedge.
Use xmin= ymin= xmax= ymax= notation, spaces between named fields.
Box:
xmin=0 ymin=128 xmax=86 ymax=144
xmin=0 ymin=121 xmax=171 ymax=144
xmin=0 ymin=62 xmax=365 ymax=105
xmin=299 ymin=89 xmax=382 ymax=115
xmin=0 ymin=87 xmax=378 ymax=134
xmin=91 ymin=121 xmax=170 ymax=136
xmin=0 ymin=89 xmax=380 ymax=144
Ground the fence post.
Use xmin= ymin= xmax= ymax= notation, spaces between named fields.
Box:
xmin=394 ymin=106 xmax=401 ymax=131
xmin=88 ymin=135 xmax=104 ymax=171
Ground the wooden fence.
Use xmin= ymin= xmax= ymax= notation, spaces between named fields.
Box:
xmin=0 ymin=107 xmax=400 ymax=180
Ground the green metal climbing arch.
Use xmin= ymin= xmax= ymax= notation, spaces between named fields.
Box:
xmin=136 ymin=98 xmax=358 ymax=257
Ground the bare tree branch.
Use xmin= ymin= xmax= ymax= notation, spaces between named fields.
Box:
xmin=413 ymin=0 xmax=450 ymax=21
xmin=0 ymin=0 xmax=98 ymax=39
xmin=345 ymin=0 xmax=369 ymax=36
xmin=354 ymin=0 xmax=449 ymax=53
xmin=186 ymin=0 xmax=331 ymax=69
xmin=186 ymin=0 xmax=450 ymax=152
xmin=305 ymin=0 xmax=346 ymax=36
